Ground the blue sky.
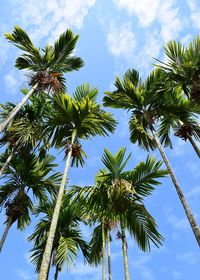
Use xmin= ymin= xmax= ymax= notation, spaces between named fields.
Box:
xmin=0 ymin=0 xmax=200 ymax=279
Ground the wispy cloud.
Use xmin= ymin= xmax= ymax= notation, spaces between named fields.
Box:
xmin=113 ymin=0 xmax=161 ymax=27
xmin=107 ymin=22 xmax=136 ymax=59
xmin=12 ymin=0 xmax=97 ymax=43
xmin=176 ymin=251 xmax=200 ymax=265
xmin=14 ymin=268 xmax=36 ymax=280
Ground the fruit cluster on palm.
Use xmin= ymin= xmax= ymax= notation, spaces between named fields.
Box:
xmin=0 ymin=25 xmax=199 ymax=280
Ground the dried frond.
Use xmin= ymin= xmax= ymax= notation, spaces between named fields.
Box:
xmin=174 ymin=123 xmax=193 ymax=141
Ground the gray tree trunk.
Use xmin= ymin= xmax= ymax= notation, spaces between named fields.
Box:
xmin=102 ymin=223 xmax=106 ymax=280
xmin=0 ymin=151 xmax=13 ymax=176
xmin=188 ymin=135 xmax=200 ymax=158
xmin=120 ymin=219 xmax=130 ymax=280
xmin=54 ymin=265 xmax=59 ymax=280
xmin=151 ymin=128 xmax=200 ymax=247
xmin=0 ymin=83 xmax=38 ymax=132
xmin=38 ymin=130 xmax=76 ymax=280
xmin=0 ymin=217 xmax=13 ymax=252
xmin=107 ymin=230 xmax=112 ymax=280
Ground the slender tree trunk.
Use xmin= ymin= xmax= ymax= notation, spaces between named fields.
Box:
xmin=120 ymin=219 xmax=130 ymax=280
xmin=0 ymin=151 xmax=13 ymax=176
xmin=151 ymin=128 xmax=200 ymax=247
xmin=0 ymin=83 xmax=38 ymax=132
xmin=38 ymin=130 xmax=76 ymax=280
xmin=54 ymin=265 xmax=59 ymax=280
xmin=102 ymin=222 xmax=106 ymax=280
xmin=0 ymin=217 xmax=13 ymax=252
xmin=107 ymin=230 xmax=112 ymax=280
xmin=188 ymin=135 xmax=200 ymax=158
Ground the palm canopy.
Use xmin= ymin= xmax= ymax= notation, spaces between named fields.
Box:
xmin=157 ymin=87 xmax=200 ymax=147
xmin=5 ymin=26 xmax=84 ymax=91
xmin=0 ymin=92 xmax=51 ymax=154
xmin=104 ymin=68 xmax=199 ymax=150
xmin=71 ymin=147 xmax=167 ymax=251
xmin=45 ymin=83 xmax=117 ymax=155
xmin=0 ymin=152 xmax=61 ymax=229
xmin=155 ymin=37 xmax=200 ymax=103
xmin=29 ymin=196 xmax=90 ymax=272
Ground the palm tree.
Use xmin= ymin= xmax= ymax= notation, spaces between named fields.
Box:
xmin=103 ymin=69 xmax=200 ymax=246
xmin=0 ymin=26 xmax=84 ymax=132
xmin=38 ymin=84 xmax=117 ymax=280
xmin=155 ymin=37 xmax=200 ymax=104
xmin=72 ymin=148 xmax=166 ymax=280
xmin=0 ymin=92 xmax=52 ymax=176
xmin=29 ymin=196 xmax=90 ymax=280
xmin=156 ymin=87 xmax=200 ymax=158
xmin=0 ymin=152 xmax=61 ymax=252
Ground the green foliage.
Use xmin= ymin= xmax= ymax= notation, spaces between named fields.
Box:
xmin=45 ymin=84 xmax=117 ymax=152
xmin=29 ymin=196 xmax=90 ymax=272
xmin=5 ymin=26 xmax=84 ymax=74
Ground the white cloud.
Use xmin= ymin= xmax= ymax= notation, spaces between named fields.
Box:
xmin=173 ymin=270 xmax=183 ymax=279
xmin=158 ymin=0 xmax=183 ymax=42
xmin=113 ymin=0 xmax=161 ymax=27
xmin=186 ymin=0 xmax=200 ymax=29
xmin=113 ymin=0 xmax=183 ymax=42
xmin=171 ymin=138 xmax=188 ymax=157
xmin=14 ymin=269 xmax=36 ymax=280
xmin=176 ymin=251 xmax=200 ymax=265
xmin=107 ymin=22 xmax=136 ymax=59
xmin=136 ymin=30 xmax=161 ymax=71
xmin=165 ymin=209 xmax=190 ymax=231
xmin=131 ymin=255 xmax=154 ymax=280
xmin=13 ymin=0 xmax=96 ymax=43
xmin=69 ymin=262 xmax=101 ymax=277
xmin=3 ymin=70 xmax=26 ymax=94
xmin=186 ymin=186 xmax=200 ymax=199
xmin=187 ymin=161 xmax=200 ymax=178
xmin=190 ymin=11 xmax=200 ymax=30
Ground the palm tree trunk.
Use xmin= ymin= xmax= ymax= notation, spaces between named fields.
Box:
xmin=120 ymin=219 xmax=130 ymax=280
xmin=0 ymin=151 xmax=13 ymax=176
xmin=187 ymin=135 xmax=200 ymax=158
xmin=0 ymin=83 xmax=38 ymax=132
xmin=151 ymin=128 xmax=200 ymax=246
xmin=102 ymin=223 xmax=106 ymax=280
xmin=38 ymin=130 xmax=76 ymax=280
xmin=54 ymin=265 xmax=59 ymax=280
xmin=107 ymin=230 xmax=112 ymax=280
xmin=0 ymin=217 xmax=13 ymax=252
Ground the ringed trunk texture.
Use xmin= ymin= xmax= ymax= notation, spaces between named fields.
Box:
xmin=151 ymin=128 xmax=200 ymax=247
xmin=0 ymin=151 xmax=13 ymax=176
xmin=54 ymin=265 xmax=59 ymax=280
xmin=38 ymin=131 xmax=76 ymax=280
xmin=107 ymin=230 xmax=112 ymax=280
xmin=188 ymin=135 xmax=200 ymax=158
xmin=120 ymin=220 xmax=130 ymax=280
xmin=0 ymin=217 xmax=13 ymax=252
xmin=102 ymin=223 xmax=106 ymax=280
xmin=0 ymin=83 xmax=38 ymax=133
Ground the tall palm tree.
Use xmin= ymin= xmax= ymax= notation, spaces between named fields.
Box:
xmin=0 ymin=92 xmax=52 ymax=176
xmin=29 ymin=196 xmax=90 ymax=280
xmin=0 ymin=26 xmax=84 ymax=132
xmin=72 ymin=148 xmax=166 ymax=280
xmin=155 ymin=37 xmax=200 ymax=104
xmin=103 ymin=69 xmax=200 ymax=246
xmin=38 ymin=84 xmax=117 ymax=280
xmin=0 ymin=152 xmax=61 ymax=252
